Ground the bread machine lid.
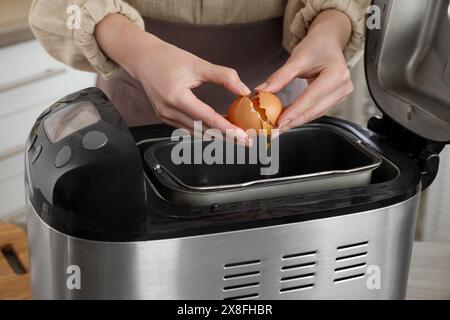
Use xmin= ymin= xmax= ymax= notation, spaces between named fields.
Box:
xmin=365 ymin=0 xmax=450 ymax=143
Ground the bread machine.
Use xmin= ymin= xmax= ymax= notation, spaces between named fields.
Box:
xmin=25 ymin=0 xmax=450 ymax=299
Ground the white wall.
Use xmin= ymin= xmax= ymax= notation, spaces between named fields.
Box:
xmin=0 ymin=40 xmax=96 ymax=226
xmin=421 ymin=147 xmax=450 ymax=243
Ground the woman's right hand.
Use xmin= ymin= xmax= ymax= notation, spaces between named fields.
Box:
xmin=96 ymin=14 xmax=251 ymax=145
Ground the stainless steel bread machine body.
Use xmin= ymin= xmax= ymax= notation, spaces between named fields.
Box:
xmin=25 ymin=0 xmax=450 ymax=299
xmin=27 ymin=194 xmax=419 ymax=299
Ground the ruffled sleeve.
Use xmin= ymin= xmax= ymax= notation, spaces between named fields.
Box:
xmin=283 ymin=0 xmax=371 ymax=61
xmin=29 ymin=0 xmax=145 ymax=79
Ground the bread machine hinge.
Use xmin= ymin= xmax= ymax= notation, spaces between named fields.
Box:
xmin=368 ymin=115 xmax=445 ymax=190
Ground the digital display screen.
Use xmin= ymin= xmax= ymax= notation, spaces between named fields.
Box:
xmin=44 ymin=101 xmax=100 ymax=143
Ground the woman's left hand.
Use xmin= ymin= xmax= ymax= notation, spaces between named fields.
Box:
xmin=255 ymin=9 xmax=354 ymax=132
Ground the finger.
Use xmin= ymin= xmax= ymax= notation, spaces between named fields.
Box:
xmin=284 ymin=80 xmax=353 ymax=130
xmin=199 ymin=63 xmax=251 ymax=96
xmin=159 ymin=116 xmax=195 ymax=135
xmin=155 ymin=104 xmax=197 ymax=130
xmin=159 ymin=106 xmax=218 ymax=139
xmin=160 ymin=113 xmax=219 ymax=140
xmin=159 ymin=115 xmax=246 ymax=146
xmin=164 ymin=112 xmax=250 ymax=147
xmin=175 ymin=91 xmax=252 ymax=146
xmin=255 ymin=61 xmax=299 ymax=93
xmin=277 ymin=66 xmax=350 ymax=127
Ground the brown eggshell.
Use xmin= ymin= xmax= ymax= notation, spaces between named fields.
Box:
xmin=255 ymin=92 xmax=283 ymax=125
xmin=227 ymin=92 xmax=283 ymax=135
xmin=227 ymin=96 xmax=263 ymax=131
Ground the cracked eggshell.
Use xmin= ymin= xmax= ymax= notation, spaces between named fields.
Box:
xmin=227 ymin=92 xmax=283 ymax=134
xmin=255 ymin=92 xmax=283 ymax=125
xmin=227 ymin=96 xmax=264 ymax=131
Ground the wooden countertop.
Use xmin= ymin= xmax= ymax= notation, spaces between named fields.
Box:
xmin=0 ymin=220 xmax=449 ymax=300
xmin=0 ymin=0 xmax=34 ymax=48
xmin=0 ymin=223 xmax=30 ymax=300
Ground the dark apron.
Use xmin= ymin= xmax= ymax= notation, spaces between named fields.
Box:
xmin=97 ymin=16 xmax=306 ymax=127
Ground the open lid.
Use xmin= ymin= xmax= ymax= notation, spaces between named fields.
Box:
xmin=365 ymin=0 xmax=450 ymax=143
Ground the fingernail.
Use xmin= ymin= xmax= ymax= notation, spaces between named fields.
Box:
xmin=236 ymin=129 xmax=249 ymax=146
xmin=254 ymin=82 xmax=268 ymax=91
xmin=239 ymin=82 xmax=251 ymax=95
xmin=237 ymin=136 xmax=251 ymax=146
xmin=271 ymin=129 xmax=281 ymax=139
xmin=278 ymin=120 xmax=291 ymax=132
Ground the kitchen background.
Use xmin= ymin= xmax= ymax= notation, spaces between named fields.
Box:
xmin=0 ymin=2 xmax=449 ymax=245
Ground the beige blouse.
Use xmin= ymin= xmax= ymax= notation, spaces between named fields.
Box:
xmin=29 ymin=0 xmax=370 ymax=79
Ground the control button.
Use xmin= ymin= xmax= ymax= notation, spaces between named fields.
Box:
xmin=59 ymin=92 xmax=80 ymax=103
xmin=31 ymin=145 xmax=42 ymax=164
xmin=82 ymin=131 xmax=108 ymax=150
xmin=55 ymin=146 xmax=72 ymax=168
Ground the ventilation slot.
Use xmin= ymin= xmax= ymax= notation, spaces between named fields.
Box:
xmin=222 ymin=259 xmax=262 ymax=300
xmin=282 ymin=250 xmax=317 ymax=260
xmin=223 ymin=271 xmax=260 ymax=280
xmin=334 ymin=241 xmax=368 ymax=284
xmin=334 ymin=273 xmax=366 ymax=283
xmin=336 ymin=252 xmax=367 ymax=261
xmin=281 ymin=272 xmax=315 ymax=282
xmin=223 ymin=293 xmax=259 ymax=300
xmin=223 ymin=282 xmax=260 ymax=291
xmin=335 ymin=263 xmax=366 ymax=272
xmin=281 ymin=262 xmax=315 ymax=271
xmin=337 ymin=241 xmax=368 ymax=250
xmin=224 ymin=259 xmax=261 ymax=269
xmin=280 ymin=250 xmax=317 ymax=294
xmin=280 ymin=284 xmax=314 ymax=293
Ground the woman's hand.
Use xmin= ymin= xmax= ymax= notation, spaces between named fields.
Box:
xmin=255 ymin=9 xmax=354 ymax=132
xmin=96 ymin=14 xmax=251 ymax=144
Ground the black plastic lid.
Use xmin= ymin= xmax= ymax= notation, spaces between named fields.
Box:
xmin=365 ymin=0 xmax=450 ymax=143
